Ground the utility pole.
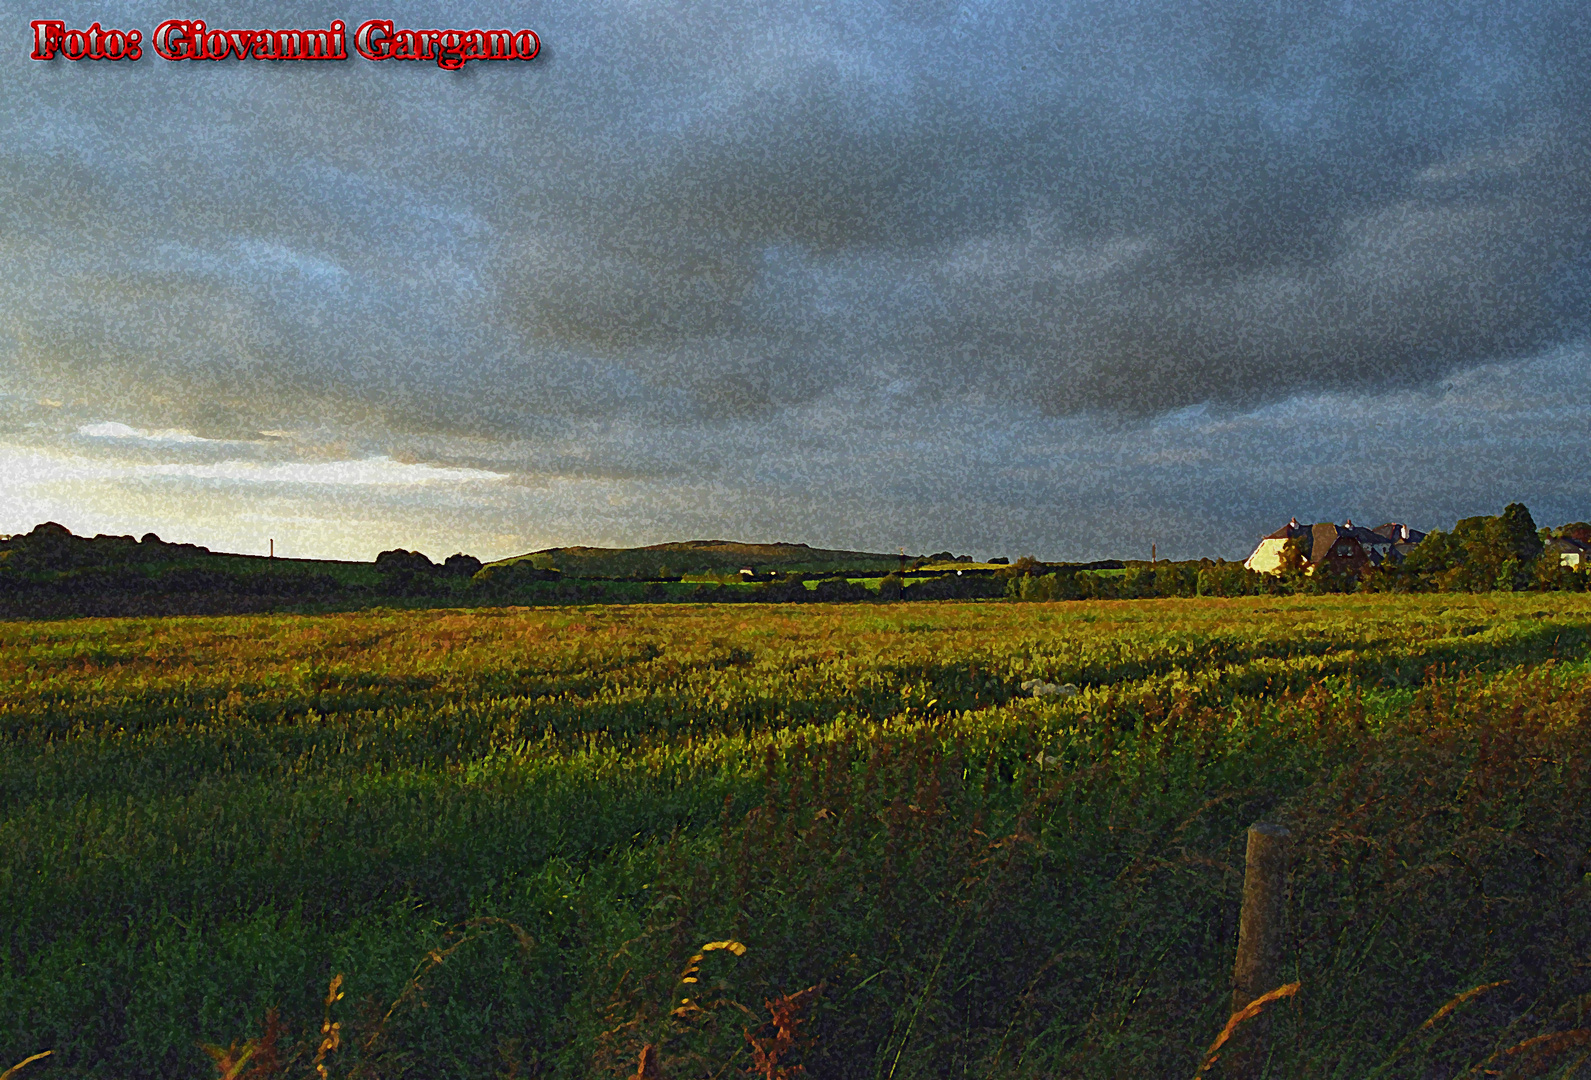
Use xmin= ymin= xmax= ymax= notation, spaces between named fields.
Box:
xmin=269 ymin=538 xmax=274 ymax=559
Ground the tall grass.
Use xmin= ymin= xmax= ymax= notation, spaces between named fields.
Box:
xmin=1 ymin=595 xmax=1589 ymax=1076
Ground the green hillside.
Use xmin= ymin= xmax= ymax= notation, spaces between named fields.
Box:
xmin=492 ymin=539 xmax=912 ymax=579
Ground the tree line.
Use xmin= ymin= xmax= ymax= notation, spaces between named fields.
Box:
xmin=1 ymin=503 xmax=1586 ymax=618
xmin=994 ymin=504 xmax=1588 ymax=601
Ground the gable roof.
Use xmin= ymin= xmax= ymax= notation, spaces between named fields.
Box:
xmin=1308 ymin=523 xmax=1350 ymax=564
xmin=1251 ymin=516 xmax=1427 ymax=572
xmin=1372 ymin=522 xmax=1427 ymax=543
xmin=1341 ymin=524 xmax=1391 ymax=546
xmin=1306 ymin=521 xmax=1403 ymax=565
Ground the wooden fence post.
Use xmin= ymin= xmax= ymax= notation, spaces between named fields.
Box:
xmin=1228 ymin=822 xmax=1291 ymax=1077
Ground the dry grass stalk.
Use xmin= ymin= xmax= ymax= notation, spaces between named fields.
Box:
xmin=1192 ymin=982 xmax=1300 ymax=1080
xmin=200 ymin=922 xmax=529 ymax=1080
xmin=1422 ymin=982 xmax=1511 ymax=1031
xmin=1462 ymin=1028 xmax=1591 ymax=1078
xmin=606 ymin=939 xmax=752 ymax=1079
xmin=0 ymin=1052 xmax=52 ymax=1080
xmin=744 ymin=985 xmax=822 ymax=1080
xmin=360 ymin=917 xmax=535 ymax=1060
xmin=312 ymin=975 xmax=345 ymax=1079
xmin=1368 ymin=980 xmax=1513 ymax=1075
xmin=200 ymin=1008 xmax=284 ymax=1080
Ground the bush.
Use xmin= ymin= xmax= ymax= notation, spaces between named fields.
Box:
xmin=811 ymin=578 xmax=869 ymax=603
xmin=1196 ymin=561 xmax=1264 ymax=597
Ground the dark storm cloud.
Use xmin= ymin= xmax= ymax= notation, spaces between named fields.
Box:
xmin=4 ymin=0 xmax=1591 ymax=430
xmin=481 ymin=0 xmax=1591 ymax=417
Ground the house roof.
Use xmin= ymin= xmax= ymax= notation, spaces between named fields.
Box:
xmin=1372 ymin=522 xmax=1426 ymax=543
xmin=1342 ymin=524 xmax=1391 ymax=546
xmin=1307 ymin=522 xmax=1401 ymax=565
xmin=1253 ymin=517 xmax=1426 ymax=570
xmin=1308 ymin=523 xmax=1348 ymax=564
xmin=1262 ymin=517 xmax=1306 ymax=540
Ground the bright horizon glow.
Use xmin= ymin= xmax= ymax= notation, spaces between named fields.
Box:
xmin=4 ymin=444 xmax=507 ymax=488
xmin=77 ymin=422 xmax=214 ymax=443
xmin=6 ymin=1 xmax=1591 ymax=559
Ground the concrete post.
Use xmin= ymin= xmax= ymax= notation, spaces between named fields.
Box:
xmin=1228 ymin=822 xmax=1291 ymax=1076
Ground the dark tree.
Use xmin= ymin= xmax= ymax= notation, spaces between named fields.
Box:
xmin=443 ymin=553 xmax=483 ymax=577
xmin=1499 ymin=503 xmax=1543 ymax=563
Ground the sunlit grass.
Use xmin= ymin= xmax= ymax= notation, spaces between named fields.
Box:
xmin=1 ymin=594 xmax=1589 ymax=1077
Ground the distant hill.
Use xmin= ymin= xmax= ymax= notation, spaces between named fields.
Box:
xmin=0 ymin=525 xmax=994 ymax=616
xmin=0 ymin=521 xmax=388 ymax=617
xmin=492 ymin=540 xmax=911 ymax=579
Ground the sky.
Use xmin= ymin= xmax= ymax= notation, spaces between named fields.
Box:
xmin=2 ymin=0 xmax=1589 ymax=562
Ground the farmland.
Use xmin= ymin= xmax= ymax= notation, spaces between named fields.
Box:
xmin=3 ymin=594 xmax=1591 ymax=1078
xmin=492 ymin=540 xmax=910 ymax=580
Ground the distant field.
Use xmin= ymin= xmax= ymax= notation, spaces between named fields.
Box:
xmin=490 ymin=540 xmax=908 ymax=580
xmin=3 ymin=595 xmax=1591 ymax=1078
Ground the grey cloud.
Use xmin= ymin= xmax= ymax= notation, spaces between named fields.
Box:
xmin=3 ymin=0 xmax=1591 ymax=552
xmin=471 ymin=0 xmax=1591 ymax=417
xmin=7 ymin=336 xmax=1589 ymax=561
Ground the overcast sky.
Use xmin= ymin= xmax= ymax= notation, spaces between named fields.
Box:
xmin=2 ymin=0 xmax=1588 ymax=561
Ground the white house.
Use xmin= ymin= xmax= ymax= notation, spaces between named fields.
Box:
xmin=1245 ymin=518 xmax=1425 ymax=575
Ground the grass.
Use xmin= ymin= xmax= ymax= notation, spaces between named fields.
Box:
xmin=1 ymin=594 xmax=1590 ymax=1077
xmin=484 ymin=541 xmax=904 ymax=580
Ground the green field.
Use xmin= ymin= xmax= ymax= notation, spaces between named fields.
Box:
xmin=490 ymin=540 xmax=909 ymax=580
xmin=3 ymin=595 xmax=1591 ymax=1079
